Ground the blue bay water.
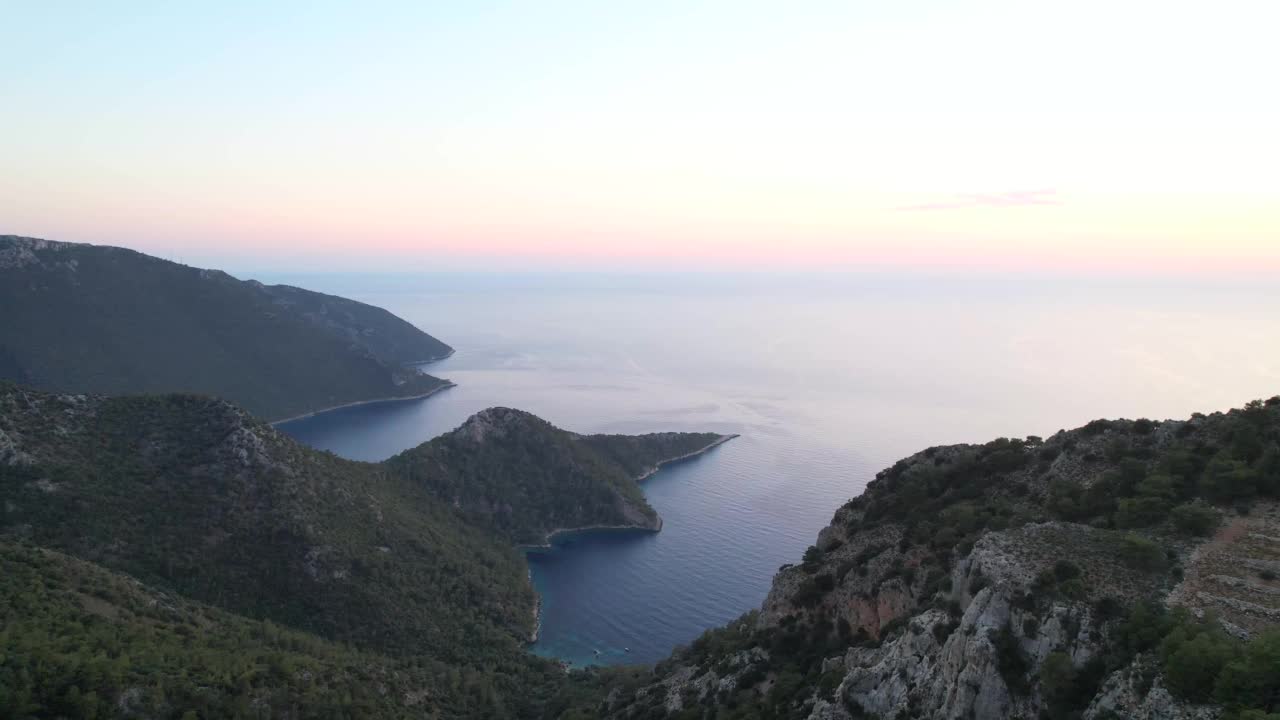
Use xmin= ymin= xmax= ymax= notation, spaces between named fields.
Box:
xmin=271 ymin=272 xmax=1280 ymax=667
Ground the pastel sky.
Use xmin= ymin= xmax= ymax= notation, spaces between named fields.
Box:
xmin=2 ymin=1 xmax=1277 ymax=273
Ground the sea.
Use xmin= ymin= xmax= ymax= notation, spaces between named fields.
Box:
xmin=267 ymin=271 xmax=1280 ymax=667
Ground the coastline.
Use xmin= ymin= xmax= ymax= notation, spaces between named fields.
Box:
xmin=521 ymin=432 xmax=737 ymax=646
xmin=635 ymin=432 xmax=740 ymax=482
xmin=527 ymin=568 xmax=542 ymax=642
xmin=521 ymin=432 xmax=737 ymax=550
xmin=268 ymin=380 xmax=456 ymax=426
xmin=519 ymin=520 xmax=662 ymax=553
xmin=406 ymin=348 xmax=456 ymax=367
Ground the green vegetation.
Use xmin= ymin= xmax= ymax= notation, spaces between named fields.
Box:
xmin=1 ymin=389 xmax=534 ymax=658
xmin=3 ymin=333 xmax=1277 ymax=720
xmin=1046 ymin=399 xmax=1280 ymax=535
xmin=1112 ymin=603 xmax=1280 ymax=719
xmin=0 ymin=542 xmax=567 ymax=718
xmin=0 ymin=383 xmax=725 ymax=717
xmin=0 ymin=236 xmax=451 ymax=421
xmin=388 ymin=408 xmax=727 ymax=544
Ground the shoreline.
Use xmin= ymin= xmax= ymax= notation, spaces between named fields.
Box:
xmin=268 ymin=380 xmax=456 ymax=426
xmin=519 ymin=520 xmax=662 ymax=553
xmin=520 ymin=433 xmax=736 ymax=550
xmin=527 ymin=568 xmax=542 ymax=642
xmin=521 ymin=522 xmax=662 ymax=646
xmin=406 ymin=348 xmax=456 ymax=367
xmin=520 ymin=433 xmax=737 ymax=645
xmin=635 ymin=432 xmax=740 ymax=482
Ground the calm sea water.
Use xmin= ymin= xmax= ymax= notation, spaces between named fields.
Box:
xmin=271 ymin=272 xmax=1280 ymax=667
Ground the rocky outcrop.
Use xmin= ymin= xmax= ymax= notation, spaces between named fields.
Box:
xmin=607 ymin=400 xmax=1280 ymax=720
xmin=1084 ymin=661 xmax=1222 ymax=720
xmin=0 ymin=235 xmax=88 ymax=270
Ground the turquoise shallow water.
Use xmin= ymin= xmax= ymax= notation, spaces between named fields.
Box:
xmin=273 ymin=272 xmax=1280 ymax=667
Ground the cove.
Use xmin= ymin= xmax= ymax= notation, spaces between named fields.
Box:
xmin=272 ymin=272 xmax=1280 ymax=665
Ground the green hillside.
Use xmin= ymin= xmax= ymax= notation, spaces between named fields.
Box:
xmin=0 ymin=236 xmax=452 ymax=422
xmin=0 ymin=541 xmax=573 ymax=719
xmin=388 ymin=407 xmax=731 ymax=544
xmin=0 ymin=383 xmax=728 ymax=718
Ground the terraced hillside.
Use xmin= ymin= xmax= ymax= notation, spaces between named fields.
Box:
xmin=1173 ymin=503 xmax=1280 ymax=636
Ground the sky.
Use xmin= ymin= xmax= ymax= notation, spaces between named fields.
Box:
xmin=2 ymin=1 xmax=1277 ymax=273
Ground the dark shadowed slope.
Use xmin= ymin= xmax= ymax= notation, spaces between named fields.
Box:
xmin=0 ymin=236 xmax=451 ymax=421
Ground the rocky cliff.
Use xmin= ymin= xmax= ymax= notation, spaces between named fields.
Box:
xmin=599 ymin=398 xmax=1280 ymax=720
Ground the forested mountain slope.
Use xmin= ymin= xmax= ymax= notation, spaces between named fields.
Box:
xmin=0 ymin=236 xmax=451 ymax=421
xmin=0 ymin=541 xmax=570 ymax=719
xmin=0 ymin=383 xmax=729 ymax=717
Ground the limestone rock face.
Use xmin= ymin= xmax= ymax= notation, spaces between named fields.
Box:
xmin=615 ymin=647 xmax=770 ymax=716
xmin=822 ymin=539 xmax=1113 ymax=720
xmin=599 ymin=402 xmax=1280 ymax=720
xmin=1084 ymin=663 xmax=1222 ymax=720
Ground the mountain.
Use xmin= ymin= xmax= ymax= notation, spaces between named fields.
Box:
xmin=594 ymin=397 xmax=1280 ymax=720
xmin=0 ymin=236 xmax=452 ymax=422
xmin=0 ymin=382 xmax=729 ymax=717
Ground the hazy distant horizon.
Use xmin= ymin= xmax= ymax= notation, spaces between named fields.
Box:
xmin=5 ymin=2 xmax=1277 ymax=276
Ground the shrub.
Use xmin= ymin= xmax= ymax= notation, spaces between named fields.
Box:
xmin=1053 ymin=560 xmax=1082 ymax=582
xmin=1199 ymin=455 xmax=1259 ymax=502
xmin=1115 ymin=497 xmax=1171 ymax=528
xmin=1059 ymin=578 xmax=1087 ymax=600
xmin=1161 ymin=625 xmax=1238 ymax=702
xmin=793 ymin=578 xmax=826 ymax=607
xmin=1170 ymin=503 xmax=1219 ymax=537
xmin=802 ymin=545 xmax=823 ymax=572
xmin=1116 ymin=533 xmax=1166 ymax=571
xmin=989 ymin=622 xmax=1029 ymax=695
xmin=1082 ymin=419 xmax=1113 ymax=436
xmin=1093 ymin=596 xmax=1123 ymax=620
xmin=969 ymin=570 xmax=990 ymax=595
xmin=932 ymin=619 xmax=960 ymax=644
xmin=1038 ymin=652 xmax=1077 ymax=704
xmin=1213 ymin=630 xmax=1280 ymax=711
xmin=1132 ymin=418 xmax=1156 ymax=434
